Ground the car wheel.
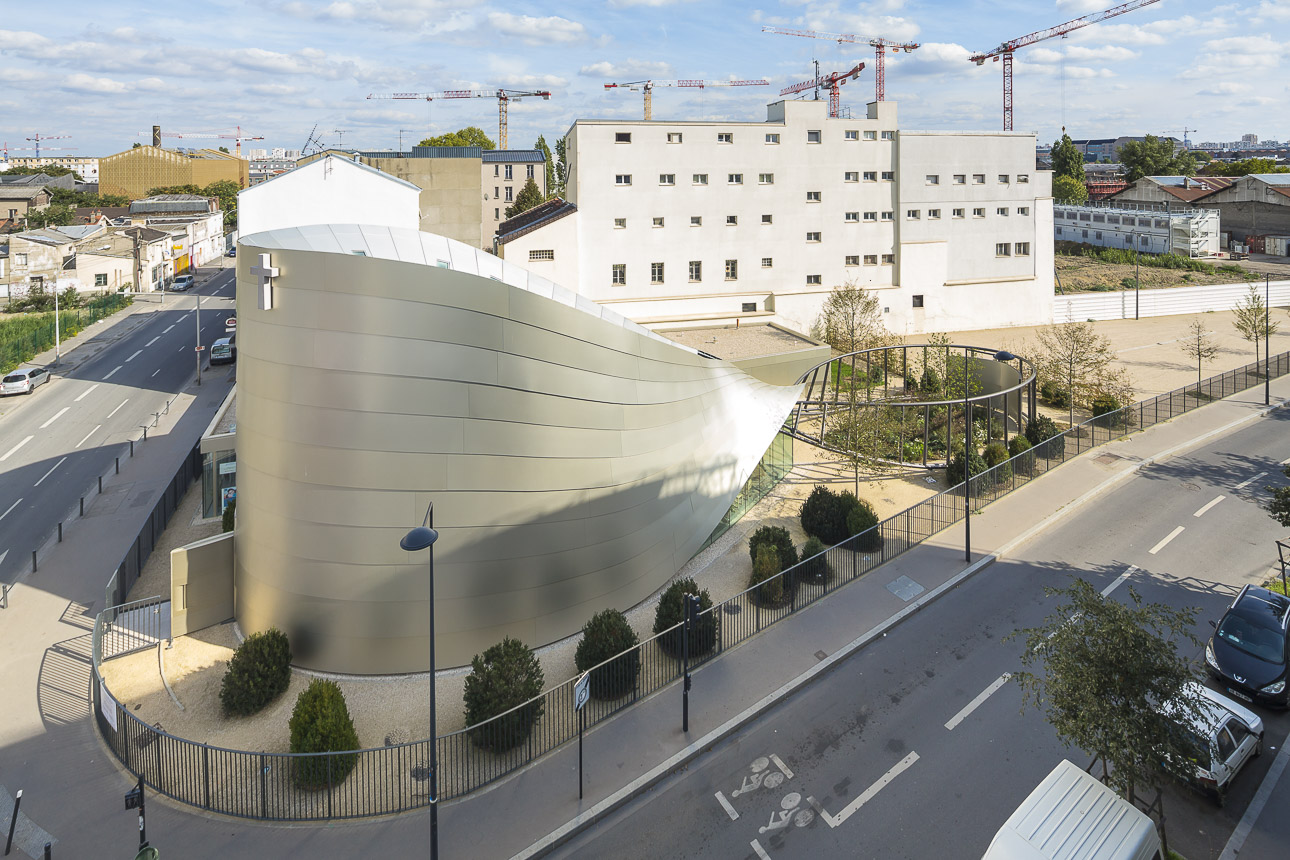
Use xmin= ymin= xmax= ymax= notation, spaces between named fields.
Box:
xmin=25 ymin=384 xmax=33 ymax=395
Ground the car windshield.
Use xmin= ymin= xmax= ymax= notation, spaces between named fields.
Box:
xmin=1217 ymin=611 xmax=1285 ymax=664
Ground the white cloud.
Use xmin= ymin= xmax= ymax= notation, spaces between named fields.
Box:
xmin=579 ymin=59 xmax=673 ymax=80
xmin=62 ymin=73 xmax=128 ymax=94
xmin=1195 ymin=81 xmax=1247 ymax=97
xmin=1055 ymin=0 xmax=1110 ymax=13
xmin=607 ymin=0 xmax=694 ymax=6
xmin=1064 ymin=45 xmax=1137 ymax=62
xmin=487 ymin=12 xmax=586 ymax=45
xmin=494 ymin=73 xmax=569 ymax=91
xmin=1258 ymin=1 xmax=1290 ymax=21
xmin=278 ymin=0 xmax=483 ymax=32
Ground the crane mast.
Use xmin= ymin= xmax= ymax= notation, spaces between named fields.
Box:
xmin=762 ymin=27 xmax=919 ymax=103
xmin=367 ymin=89 xmax=552 ymax=149
xmin=602 ymin=79 xmax=770 ymax=120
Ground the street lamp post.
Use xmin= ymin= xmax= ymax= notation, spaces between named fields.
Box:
xmin=53 ymin=286 xmax=60 ymax=366
xmin=400 ymin=504 xmax=440 ymax=860
xmin=195 ymin=289 xmax=202 ymax=386
xmin=1266 ymin=273 xmax=1272 ymax=407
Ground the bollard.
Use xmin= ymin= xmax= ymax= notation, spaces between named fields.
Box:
xmin=43 ymin=843 xmax=50 ymax=860
xmin=5 ymin=788 xmax=21 ymax=856
xmin=31 ymin=552 xmax=36 ymax=573
xmin=141 ymin=427 xmax=147 ymax=442
xmin=1 ymin=583 xmax=8 ymax=610
xmin=57 ymin=523 xmax=62 ymax=543
xmin=80 ymin=496 xmax=84 ymax=516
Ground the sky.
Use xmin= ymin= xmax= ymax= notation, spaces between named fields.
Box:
xmin=1 ymin=0 xmax=1287 ymax=160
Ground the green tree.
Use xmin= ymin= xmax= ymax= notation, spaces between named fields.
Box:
xmin=464 ymin=637 xmax=545 ymax=751
xmin=1180 ymin=319 xmax=1219 ymax=389
xmin=1201 ymin=157 xmax=1289 ymax=177
xmin=749 ymin=544 xmax=784 ymax=605
xmin=27 ymin=203 xmax=75 ymax=227
xmin=534 ymin=135 xmax=556 ymax=197
xmin=553 ymin=135 xmax=569 ymax=197
xmin=0 ymin=165 xmax=78 ymax=179
xmin=1118 ymin=134 xmax=1197 ymax=183
xmin=1035 ymin=321 xmax=1132 ymax=428
xmin=1049 ymin=133 xmax=1085 ymax=181
xmin=1052 ymin=175 xmax=1088 ymax=204
xmin=574 ymin=608 xmax=640 ymax=700
xmin=202 ymin=179 xmax=240 ymax=229
xmin=1232 ymin=284 xmax=1280 ymax=371
xmin=419 ymin=126 xmax=496 ymax=150
xmin=504 ymin=177 xmax=544 ymax=219
xmin=1010 ymin=579 xmax=1206 ymax=842
xmin=218 ymin=146 xmax=230 ymax=153
xmin=289 ymin=679 xmax=361 ymax=788
xmin=815 ymin=279 xmax=892 ymax=357
xmin=1266 ymin=465 xmax=1290 ymax=527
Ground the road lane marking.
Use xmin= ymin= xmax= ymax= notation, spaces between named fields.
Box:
xmin=715 ymin=791 xmax=739 ymax=821
xmin=107 ymin=399 xmax=129 ymax=419
xmin=945 ymin=673 xmax=1013 ymax=731
xmin=808 ymin=751 xmax=920 ymax=828
xmin=33 ymin=457 xmax=67 ymax=487
xmin=74 ymin=383 xmax=99 ymax=402
xmin=152 ymin=369 xmax=161 ymax=377
xmin=103 ymin=365 xmax=123 ymax=380
xmin=0 ymin=550 xmax=7 ymax=567
xmin=1281 ymin=456 xmax=1290 ymax=465
xmin=0 ymin=436 xmax=34 ymax=462
xmin=39 ymin=407 xmax=69 ymax=429
xmin=750 ymin=840 xmax=772 ymax=860
xmin=126 ymin=350 xmax=143 ymax=362
xmin=769 ymin=754 xmax=794 ymax=779
xmin=146 ymin=336 xmax=160 ymax=347
xmin=163 ymin=324 xmax=175 ymax=333
xmin=1101 ymin=566 xmax=1137 ymax=597
xmin=178 ymin=346 xmax=186 ymax=353
xmin=179 ymin=314 xmax=190 ymax=322
xmin=1148 ymin=526 xmax=1185 ymax=555
xmin=1194 ymin=496 xmax=1225 ymax=517
xmin=1235 ymin=472 xmax=1267 ymax=489
xmin=1219 ymin=738 xmax=1290 ymax=860
xmin=75 ymin=425 xmax=102 ymax=449
xmin=0 ymin=499 xmax=22 ymax=521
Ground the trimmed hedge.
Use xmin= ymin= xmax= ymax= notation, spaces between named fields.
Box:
xmin=289 ymin=679 xmax=360 ymax=789
xmin=464 ymin=637 xmax=546 ymax=752
xmin=983 ymin=441 xmax=1012 ymax=486
xmin=574 ymin=609 xmax=640 ymax=701
xmin=653 ymin=577 xmax=716 ymax=659
xmin=798 ymin=535 xmax=833 ymax=585
xmin=947 ymin=449 xmax=987 ymax=486
xmin=1008 ymin=434 xmax=1035 ymax=477
xmin=846 ymin=498 xmax=883 ymax=551
xmin=800 ymin=485 xmax=856 ymax=545
xmin=219 ymin=628 xmax=292 ymax=717
xmin=749 ymin=544 xmax=785 ymax=606
xmin=1025 ymin=415 xmax=1064 ymax=459
xmin=748 ymin=525 xmax=798 ymax=573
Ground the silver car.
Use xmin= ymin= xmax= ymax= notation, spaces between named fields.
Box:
xmin=172 ymin=275 xmax=195 ymax=292
xmin=1 ymin=366 xmax=51 ymax=396
xmin=1164 ymin=682 xmax=1263 ymax=803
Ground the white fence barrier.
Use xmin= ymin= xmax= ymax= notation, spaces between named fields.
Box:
xmin=1055 ymin=279 xmax=1290 ymax=322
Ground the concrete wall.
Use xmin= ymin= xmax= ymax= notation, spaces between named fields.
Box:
xmin=170 ymin=532 xmax=235 ymax=636
xmin=362 ymin=157 xmax=483 ymax=247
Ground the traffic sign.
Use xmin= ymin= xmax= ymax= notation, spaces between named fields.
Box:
xmin=225 ymin=317 xmax=237 ymax=329
xmin=574 ymin=673 xmax=590 ymax=711
xmin=195 ymin=345 xmax=205 ymax=351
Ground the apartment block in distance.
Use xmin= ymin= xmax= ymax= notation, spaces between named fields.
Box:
xmin=499 ymin=98 xmax=1054 ymax=336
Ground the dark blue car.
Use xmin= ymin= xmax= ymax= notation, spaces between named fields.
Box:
xmin=1206 ymin=585 xmax=1290 ymax=708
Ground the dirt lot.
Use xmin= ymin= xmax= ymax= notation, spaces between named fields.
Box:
xmin=1054 ymin=253 xmax=1277 ymax=292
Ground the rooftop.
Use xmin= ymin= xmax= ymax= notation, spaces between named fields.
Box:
xmin=496 ymin=197 xmax=576 ymax=244
xmin=660 ymin=323 xmax=822 ymax=361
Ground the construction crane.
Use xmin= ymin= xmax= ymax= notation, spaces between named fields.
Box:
xmin=762 ymin=27 xmax=919 ymax=103
xmin=1164 ymin=127 xmax=1197 ymax=148
xmin=25 ymin=133 xmax=71 ymax=159
xmin=969 ymin=0 xmax=1163 ymax=131
xmin=602 ymin=79 xmax=770 ymax=121
xmin=138 ymin=127 xmax=265 ymax=157
xmin=366 ymin=89 xmax=552 ymax=149
xmin=780 ymin=62 xmax=866 ymax=119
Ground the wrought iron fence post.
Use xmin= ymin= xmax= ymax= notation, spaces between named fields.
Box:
xmin=203 ymin=746 xmax=210 ymax=809
xmin=260 ymin=754 xmax=267 ymax=819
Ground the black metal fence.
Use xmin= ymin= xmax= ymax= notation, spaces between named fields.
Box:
xmin=92 ymin=349 xmax=1290 ymax=821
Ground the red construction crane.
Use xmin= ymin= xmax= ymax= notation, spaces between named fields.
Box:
xmin=138 ymin=127 xmax=264 ymax=157
xmin=780 ymin=62 xmax=866 ymax=119
xmin=969 ymin=0 xmax=1163 ymax=131
xmin=366 ymin=89 xmax=552 ymax=149
xmin=762 ymin=27 xmax=918 ymax=103
xmin=25 ymin=133 xmax=71 ymax=159
xmin=602 ymin=79 xmax=770 ymax=121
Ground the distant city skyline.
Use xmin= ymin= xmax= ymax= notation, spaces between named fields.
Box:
xmin=2 ymin=0 xmax=1287 ymax=158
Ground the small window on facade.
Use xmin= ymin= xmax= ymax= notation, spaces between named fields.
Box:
xmin=725 ymin=259 xmax=738 ymax=279
xmin=928 ymin=209 xmax=941 ymax=219
xmin=864 ymin=211 xmax=877 ymax=221
xmin=615 ymin=132 xmax=632 ymax=143
xmin=864 ymin=130 xmax=877 ymax=140
xmin=995 ymin=243 xmax=1011 ymax=256
xmin=881 ymin=171 xmax=894 ymax=181
xmin=1018 ymin=206 xmax=1030 ymax=216
xmin=807 ymin=130 xmax=822 ymax=143
xmin=494 ymin=165 xmax=499 ymax=176
xmin=528 ymin=249 xmax=555 ymax=261
xmin=907 ymin=210 xmax=920 ymax=220
xmin=717 ymin=132 xmax=733 ymax=143
xmin=881 ymin=253 xmax=895 ymax=264
xmin=495 ymin=208 xmax=500 ymax=219
xmin=693 ymin=173 xmax=708 ymax=185
xmin=973 ymin=207 xmax=985 ymax=218
xmin=1015 ymin=242 xmax=1031 ymax=256
xmin=864 ymin=171 xmax=877 ymax=181
xmin=95 ymin=273 xmax=108 ymax=286
xmin=651 ymin=262 xmax=664 ymax=283
xmin=806 ymin=231 xmax=821 ymax=242
xmin=689 ymin=260 xmax=702 ymax=281
xmin=997 ymin=207 xmax=1009 ymax=216
xmin=761 ymin=257 xmax=773 ymax=268
xmin=864 ymin=254 xmax=878 ymax=265
xmin=972 ymin=174 xmax=985 ymax=184
xmin=616 ymin=174 xmax=632 ymax=185
xmin=653 ymin=217 xmax=665 ymax=227
xmin=881 ymin=211 xmax=893 ymax=221
xmin=845 ymin=255 xmax=860 ymax=266
xmin=881 ymin=130 xmax=895 ymax=140
xmin=1018 ymin=174 xmax=1029 ymax=183
xmin=845 ymin=211 xmax=859 ymax=222
xmin=494 ymin=186 xmax=500 ymax=199
xmin=926 ymin=175 xmax=939 ymax=185
xmin=762 ymin=214 xmax=773 ymax=224
xmin=912 ymin=294 xmax=924 ymax=308
xmin=527 ymin=164 xmax=534 ymax=179
xmin=742 ymin=302 xmax=757 ymax=313
xmin=953 ymin=174 xmax=966 ymax=184
xmin=690 ymin=216 xmax=702 ymax=226
xmin=505 ymin=165 xmax=513 ymax=180
xmin=727 ymin=215 xmax=738 ymax=225
xmin=765 ymin=133 xmax=780 ymax=144
xmin=806 ymin=274 xmax=822 ymax=284
xmin=660 ymin=174 xmax=675 ymax=185
xmin=845 ymin=129 xmax=859 ymax=141
xmin=1095 ymin=231 xmax=1103 ymax=240
xmin=614 ymin=218 xmax=626 ymax=228
xmin=845 ymin=171 xmax=859 ymax=182
xmin=998 ymin=174 xmax=1009 ymax=183
xmin=953 ymin=208 xmax=965 ymax=218
xmin=806 ymin=191 xmax=821 ymax=202
xmin=668 ymin=132 xmax=683 ymax=143
xmin=612 ymin=264 xmax=626 ymax=285
xmin=759 ymin=173 xmax=774 ymax=184
xmin=728 ymin=173 xmax=743 ymax=184
xmin=505 ymin=186 xmax=513 ymax=202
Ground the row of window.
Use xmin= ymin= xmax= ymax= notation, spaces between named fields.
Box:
xmin=493 ymin=186 xmax=514 ymax=201
xmin=1055 ymin=211 xmax=1169 ymax=228
xmin=926 ymin=173 xmax=1029 ymax=185
xmin=618 ymin=129 xmax=897 ymax=145
xmin=609 ymin=206 xmax=1031 ymax=228
xmin=621 ymin=171 xmax=1030 ymax=187
xmin=608 ymin=257 xmax=900 ymax=286
xmin=995 ymin=243 xmax=1032 ymax=257
xmin=1055 ymin=227 xmax=1154 ymax=245
xmin=492 ymin=164 xmax=537 ymax=180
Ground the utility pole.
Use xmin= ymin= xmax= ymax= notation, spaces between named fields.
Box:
xmin=195 ymin=291 xmax=202 ymax=386
xmin=1266 ymin=273 xmax=1271 ymax=406
xmin=1134 ymin=235 xmax=1140 ymax=320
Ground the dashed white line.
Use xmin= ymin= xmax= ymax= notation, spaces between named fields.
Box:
xmin=33 ymin=457 xmax=67 ymax=487
xmin=769 ymin=754 xmax=794 ymax=779
xmin=750 ymin=839 xmax=772 ymax=860
xmin=1235 ymin=472 xmax=1267 ymax=490
xmin=1148 ymin=526 xmax=1185 ymax=555
xmin=0 ymin=498 xmax=22 ymax=521
xmin=75 ymin=425 xmax=102 ymax=449
xmin=74 ymin=383 xmax=99 ymax=402
xmin=178 ymin=346 xmax=186 ymax=353
xmin=715 ymin=791 xmax=739 ymax=821
xmin=945 ymin=673 xmax=1013 ymax=731
xmin=1194 ymin=496 xmax=1225 ymax=517
xmin=103 ymin=365 xmax=123 ymax=380
xmin=146 ymin=336 xmax=160 ymax=347
xmin=178 ymin=314 xmax=190 ymax=322
xmin=163 ymin=324 xmax=175 ymax=333
xmin=107 ymin=399 xmax=129 ymax=419
xmin=0 ymin=436 xmax=34 ymax=462
xmin=1101 ymin=566 xmax=1137 ymax=597
xmin=808 ymin=751 xmax=920 ymax=828
xmin=126 ymin=349 xmax=143 ymax=362
xmin=152 ymin=368 xmax=161 ymax=377
xmin=39 ymin=407 xmax=70 ymax=429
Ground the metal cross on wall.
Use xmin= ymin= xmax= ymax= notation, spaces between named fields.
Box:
xmin=251 ymin=253 xmax=279 ymax=310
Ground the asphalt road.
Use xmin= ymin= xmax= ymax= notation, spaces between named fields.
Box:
xmin=0 ymin=270 xmax=237 ymax=586
xmin=552 ymin=408 xmax=1290 ymax=860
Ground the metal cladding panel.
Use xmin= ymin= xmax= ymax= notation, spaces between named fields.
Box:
xmin=233 ymin=225 xmax=801 ymax=671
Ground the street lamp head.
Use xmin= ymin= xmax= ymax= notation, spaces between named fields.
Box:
xmin=993 ymin=350 xmax=1018 ymax=362
xmin=400 ymin=526 xmax=439 ymax=552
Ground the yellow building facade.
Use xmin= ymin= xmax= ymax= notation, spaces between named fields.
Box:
xmin=100 ymin=146 xmax=248 ymax=199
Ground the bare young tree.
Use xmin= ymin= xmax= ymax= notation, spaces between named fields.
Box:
xmin=1034 ymin=321 xmax=1121 ymax=428
xmin=1231 ymin=285 xmax=1280 ymax=372
xmin=1180 ymin=319 xmax=1219 ymax=389
xmin=816 ymin=280 xmax=892 ymax=357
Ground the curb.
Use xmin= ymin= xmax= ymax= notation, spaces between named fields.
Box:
xmin=511 ymin=392 xmax=1290 ymax=859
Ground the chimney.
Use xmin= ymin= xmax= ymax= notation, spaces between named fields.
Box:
xmin=1183 ymin=176 xmax=1190 ymax=189
xmin=152 ymin=125 xmax=161 ymax=147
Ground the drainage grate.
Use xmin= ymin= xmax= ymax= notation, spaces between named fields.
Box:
xmin=1094 ymin=453 xmax=1122 ymax=465
xmin=814 ymin=650 xmax=828 ymax=662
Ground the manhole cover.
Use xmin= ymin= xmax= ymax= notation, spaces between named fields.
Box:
xmin=723 ymin=604 xmax=742 ymax=615
xmin=814 ymin=650 xmax=828 ymax=662
xmin=410 ymin=765 xmax=431 ymax=782
xmin=1094 ymin=453 xmax=1121 ymax=465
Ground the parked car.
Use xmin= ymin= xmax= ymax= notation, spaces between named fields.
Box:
xmin=227 ymin=246 xmax=236 ymax=258
xmin=209 ymin=337 xmax=236 ymax=365
xmin=1205 ymin=584 xmax=1290 ymax=707
xmin=1162 ymin=682 xmax=1263 ymax=803
xmin=1 ymin=366 xmax=51 ymax=396
xmin=172 ymin=275 xmax=195 ymax=292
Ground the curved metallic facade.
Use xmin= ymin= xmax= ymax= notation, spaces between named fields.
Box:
xmin=234 ymin=225 xmax=802 ymax=672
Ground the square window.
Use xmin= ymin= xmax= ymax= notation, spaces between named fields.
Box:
xmin=844 ymin=129 xmax=859 ymax=141
xmin=614 ymin=217 xmax=626 ymax=228
xmin=615 ymin=132 xmax=632 ymax=143
xmin=95 ymin=273 xmax=108 ymax=286
xmin=761 ymin=257 xmax=773 ymax=268
xmin=652 ymin=217 xmax=665 ymax=227
xmin=690 ymin=216 xmax=702 ymax=226
xmin=863 ymin=130 xmax=877 ymax=140
xmin=881 ymin=171 xmax=894 ymax=181
xmin=693 ymin=173 xmax=708 ymax=185
xmin=928 ymin=209 xmax=941 ymax=219
xmin=997 ymin=207 xmax=1009 ymax=216
xmin=612 ymin=263 xmax=626 ymax=285
xmin=727 ymin=215 xmax=738 ymax=225
xmin=807 ymin=130 xmax=822 ymax=143
xmin=881 ymin=130 xmax=895 ymax=140
xmin=742 ymin=302 xmax=757 ymax=313
xmin=845 ymin=171 xmax=859 ymax=182
xmin=926 ymin=174 xmax=939 ymax=185
xmin=1015 ymin=242 xmax=1031 ymax=256
xmin=995 ymin=242 xmax=1011 ymax=256
xmin=845 ymin=255 xmax=860 ymax=266
xmin=953 ymin=208 xmax=965 ymax=218
xmin=973 ymin=207 xmax=985 ymax=218
xmin=616 ymin=174 xmax=632 ymax=185
xmin=659 ymin=173 xmax=675 ymax=185
xmin=762 ymin=214 xmax=773 ymax=224
xmin=864 ymin=171 xmax=877 ymax=182
xmin=907 ymin=209 xmax=920 ymax=220
xmin=864 ymin=211 xmax=877 ymax=221
xmin=864 ymin=254 xmax=878 ymax=265
xmin=998 ymin=174 xmax=1009 ymax=183
xmin=759 ymin=173 xmax=774 ymax=184
xmin=806 ymin=191 xmax=821 ymax=202
xmin=806 ymin=231 xmax=821 ymax=242
xmin=765 ymin=133 xmax=780 ymax=144
xmin=728 ymin=173 xmax=743 ymax=184
xmin=972 ymin=174 xmax=985 ymax=184
xmin=651 ymin=262 xmax=665 ymax=283
xmin=1018 ymin=174 xmax=1030 ymax=183
xmin=689 ymin=260 xmax=702 ymax=281
xmin=912 ymin=294 xmax=924 ymax=308
xmin=806 ymin=274 xmax=822 ymax=285
xmin=667 ymin=132 xmax=683 ymax=143
xmin=717 ymin=132 xmax=733 ymax=143
xmin=1018 ymin=206 xmax=1030 ymax=216
xmin=953 ymin=174 xmax=966 ymax=184
xmin=725 ymin=259 xmax=738 ymax=280
xmin=845 ymin=211 xmax=859 ymax=222
xmin=881 ymin=211 xmax=893 ymax=221
xmin=881 ymin=253 xmax=895 ymax=264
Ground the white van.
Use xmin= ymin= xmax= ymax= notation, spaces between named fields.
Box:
xmin=982 ymin=760 xmax=1161 ymax=860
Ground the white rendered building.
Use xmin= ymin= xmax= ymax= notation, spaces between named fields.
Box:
xmin=499 ymin=99 xmax=1054 ymax=336
xmin=237 ymin=154 xmax=421 ymax=236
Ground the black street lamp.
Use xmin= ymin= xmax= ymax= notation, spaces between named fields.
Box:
xmin=400 ymin=503 xmax=440 ymax=860
xmin=1266 ymin=273 xmax=1272 ymax=407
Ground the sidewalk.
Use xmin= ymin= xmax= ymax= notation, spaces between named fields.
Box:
xmin=466 ymin=375 xmax=1290 ymax=860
